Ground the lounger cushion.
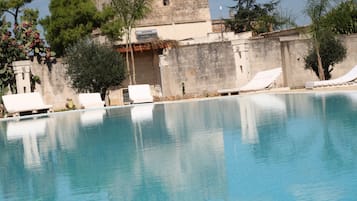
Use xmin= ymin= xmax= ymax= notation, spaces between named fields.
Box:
xmin=78 ymin=93 xmax=105 ymax=109
xmin=2 ymin=92 xmax=52 ymax=115
xmin=128 ymin=84 xmax=154 ymax=104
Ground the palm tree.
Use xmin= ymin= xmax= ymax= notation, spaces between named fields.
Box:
xmin=110 ymin=0 xmax=152 ymax=85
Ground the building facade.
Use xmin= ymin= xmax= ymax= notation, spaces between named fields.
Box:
xmin=94 ymin=0 xmax=213 ymax=89
xmin=95 ymin=0 xmax=212 ymax=43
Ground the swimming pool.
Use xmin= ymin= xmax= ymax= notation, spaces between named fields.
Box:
xmin=1 ymin=92 xmax=357 ymax=201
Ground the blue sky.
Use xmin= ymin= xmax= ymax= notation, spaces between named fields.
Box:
xmin=26 ymin=0 xmax=310 ymax=26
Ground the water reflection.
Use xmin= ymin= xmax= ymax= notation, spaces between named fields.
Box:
xmin=6 ymin=118 xmax=48 ymax=169
xmin=239 ymin=94 xmax=286 ymax=144
xmin=131 ymin=104 xmax=154 ymax=150
xmin=80 ymin=109 xmax=106 ymax=126
xmin=1 ymin=93 xmax=357 ymax=200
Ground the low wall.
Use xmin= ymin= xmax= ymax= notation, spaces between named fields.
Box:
xmin=281 ymin=34 xmax=357 ymax=88
xmin=28 ymin=33 xmax=357 ymax=107
xmin=160 ymin=42 xmax=237 ymax=97
xmin=31 ymin=60 xmax=79 ymax=111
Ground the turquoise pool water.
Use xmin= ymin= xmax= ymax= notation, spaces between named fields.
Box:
xmin=1 ymin=92 xmax=357 ymax=201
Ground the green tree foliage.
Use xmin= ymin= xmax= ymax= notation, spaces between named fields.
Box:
xmin=226 ymin=0 xmax=295 ymax=34
xmin=64 ymin=38 xmax=126 ymax=99
xmin=323 ymin=0 xmax=357 ymax=34
xmin=305 ymin=33 xmax=346 ymax=80
xmin=305 ymin=0 xmax=348 ymax=80
xmin=0 ymin=0 xmax=33 ymax=24
xmin=0 ymin=0 xmax=50 ymax=93
xmin=110 ymin=0 xmax=152 ymax=85
xmin=40 ymin=0 xmax=117 ymax=56
xmin=305 ymin=0 xmax=331 ymax=80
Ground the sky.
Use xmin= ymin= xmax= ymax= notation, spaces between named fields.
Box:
xmin=26 ymin=0 xmax=310 ymax=26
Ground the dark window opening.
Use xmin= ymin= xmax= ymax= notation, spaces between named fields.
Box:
xmin=163 ymin=0 xmax=170 ymax=6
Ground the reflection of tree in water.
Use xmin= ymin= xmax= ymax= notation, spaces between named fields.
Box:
xmin=249 ymin=93 xmax=357 ymax=172
xmin=124 ymin=101 xmax=228 ymax=201
xmin=315 ymin=93 xmax=357 ymax=172
xmin=249 ymin=94 xmax=320 ymax=163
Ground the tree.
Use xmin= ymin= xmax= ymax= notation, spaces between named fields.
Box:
xmin=306 ymin=0 xmax=332 ymax=80
xmin=0 ymin=0 xmax=33 ymax=24
xmin=40 ymin=0 xmax=116 ymax=56
xmin=305 ymin=32 xmax=346 ymax=80
xmin=226 ymin=0 xmax=295 ymax=34
xmin=110 ymin=0 xmax=152 ymax=85
xmin=324 ymin=0 xmax=357 ymax=34
xmin=305 ymin=0 xmax=348 ymax=80
xmin=0 ymin=0 xmax=50 ymax=93
xmin=64 ymin=38 xmax=126 ymax=99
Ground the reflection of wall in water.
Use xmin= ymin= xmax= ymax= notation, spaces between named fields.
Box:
xmin=163 ymin=99 xmax=241 ymax=138
xmin=39 ymin=112 xmax=82 ymax=155
xmin=123 ymin=101 xmax=230 ymax=200
xmin=238 ymin=94 xmax=287 ymax=144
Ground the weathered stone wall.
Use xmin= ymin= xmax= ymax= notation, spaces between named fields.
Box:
xmin=30 ymin=60 xmax=79 ymax=111
xmin=280 ymin=34 xmax=357 ymax=88
xmin=160 ymin=42 xmax=236 ymax=97
xmin=138 ymin=0 xmax=211 ymax=26
xmin=28 ymin=33 xmax=357 ymax=109
xmin=247 ymin=37 xmax=284 ymax=86
xmin=280 ymin=38 xmax=315 ymax=88
xmin=95 ymin=0 xmax=211 ymax=26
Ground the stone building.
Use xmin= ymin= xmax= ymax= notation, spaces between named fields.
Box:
xmin=94 ymin=0 xmax=213 ymax=88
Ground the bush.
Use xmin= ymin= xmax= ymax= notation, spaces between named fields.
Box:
xmin=65 ymin=38 xmax=126 ymax=99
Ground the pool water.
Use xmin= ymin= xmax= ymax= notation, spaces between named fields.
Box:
xmin=1 ymin=92 xmax=357 ymax=201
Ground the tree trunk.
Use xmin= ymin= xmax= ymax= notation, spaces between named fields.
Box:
xmin=128 ymin=27 xmax=136 ymax=85
xmin=125 ymin=31 xmax=132 ymax=85
xmin=316 ymin=45 xmax=325 ymax=80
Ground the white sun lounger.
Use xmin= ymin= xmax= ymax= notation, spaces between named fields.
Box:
xmin=305 ymin=65 xmax=357 ymax=89
xmin=218 ymin=67 xmax=282 ymax=95
xmin=128 ymin=84 xmax=154 ymax=104
xmin=2 ymin=92 xmax=53 ymax=117
xmin=239 ymin=67 xmax=282 ymax=92
xmin=78 ymin=93 xmax=105 ymax=109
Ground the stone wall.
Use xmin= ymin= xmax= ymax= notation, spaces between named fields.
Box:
xmin=137 ymin=0 xmax=211 ymax=26
xmin=30 ymin=60 xmax=78 ymax=111
xmin=28 ymin=33 xmax=357 ymax=109
xmin=280 ymin=34 xmax=357 ymax=88
xmin=280 ymin=38 xmax=315 ymax=88
xmin=245 ymin=37 xmax=285 ymax=87
xmin=95 ymin=0 xmax=211 ymax=26
xmin=160 ymin=42 xmax=236 ymax=97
